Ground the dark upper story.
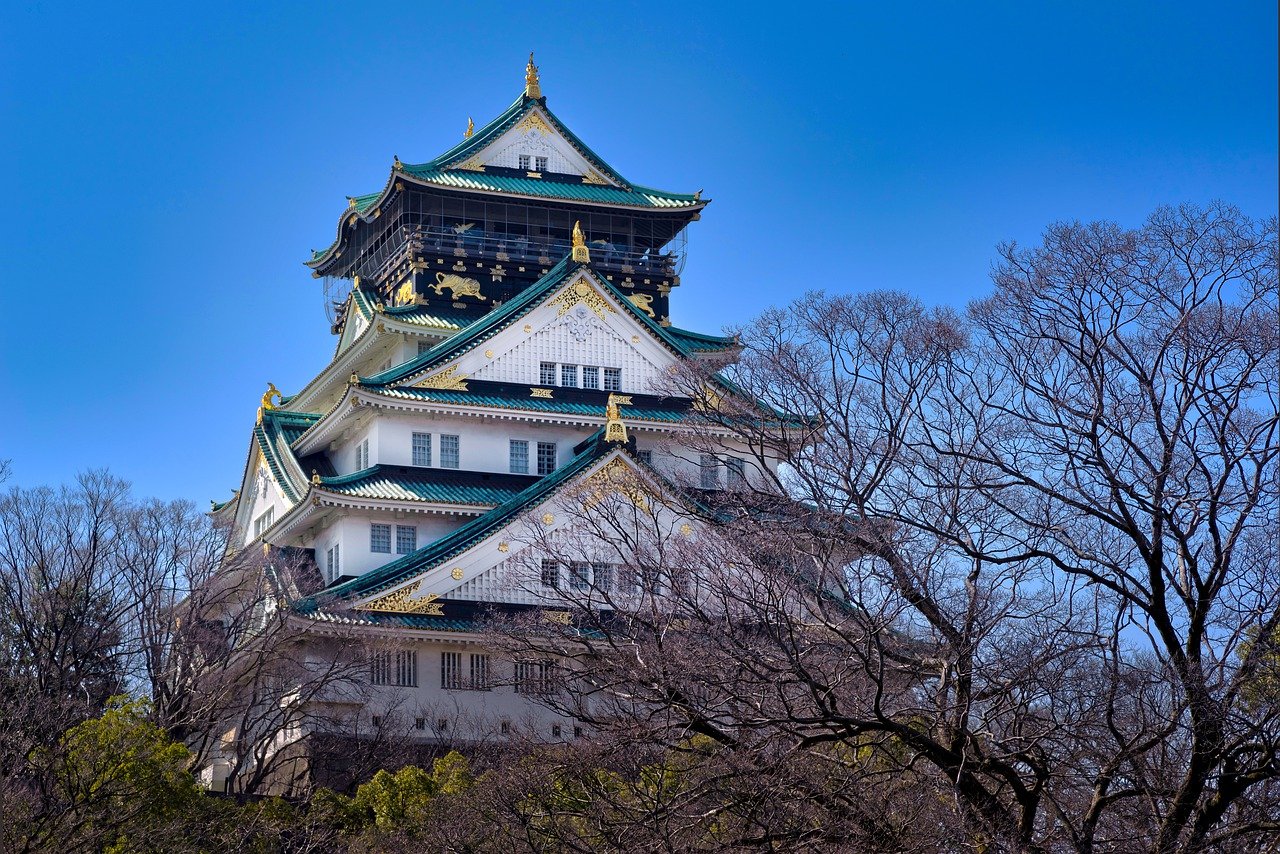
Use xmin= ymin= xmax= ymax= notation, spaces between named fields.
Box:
xmin=307 ymin=57 xmax=707 ymax=336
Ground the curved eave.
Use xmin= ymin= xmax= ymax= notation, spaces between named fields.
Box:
xmin=305 ymin=93 xmax=704 ymax=272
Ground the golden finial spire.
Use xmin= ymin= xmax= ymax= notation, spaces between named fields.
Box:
xmin=464 ymin=117 xmax=474 ymax=138
xmin=605 ymin=393 xmax=628 ymax=444
xmin=571 ymin=220 xmax=590 ymax=263
xmin=524 ymin=52 xmax=541 ymax=99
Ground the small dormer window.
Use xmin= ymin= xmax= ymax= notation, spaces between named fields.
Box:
xmin=518 ymin=154 xmax=531 ymax=170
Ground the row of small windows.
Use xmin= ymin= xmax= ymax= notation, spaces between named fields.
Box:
xmin=540 ymin=559 xmax=689 ymax=596
xmin=371 ymin=650 xmax=557 ymax=695
xmin=370 ymin=523 xmax=417 ymax=555
xmin=517 ymin=154 xmax=548 ymax=172
xmin=539 ymin=362 xmax=622 ymax=391
xmin=252 ymin=507 xmax=275 ymax=538
xmin=410 ymin=432 xmax=460 ymax=469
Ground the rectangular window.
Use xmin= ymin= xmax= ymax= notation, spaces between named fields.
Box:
xmin=395 ymin=525 xmax=416 ymax=555
xmin=534 ymin=156 xmax=548 ymax=172
xmin=636 ymin=565 xmax=661 ymax=596
xmin=637 ymin=449 xmax=652 ymax=465
xmin=415 ymin=718 xmax=426 ymax=731
xmin=509 ymin=439 xmax=529 ymax=474
xmin=560 ymin=364 xmax=578 ymax=387
xmin=539 ymin=362 xmax=557 ymax=385
xmin=536 ymin=442 xmax=557 ymax=476
xmin=700 ymin=454 xmax=719 ymax=490
xmin=726 ymin=457 xmax=747 ymax=489
xmin=581 ymin=365 xmax=599 ymax=389
xmin=540 ymin=558 xmax=559 ymax=589
xmin=569 ymin=561 xmax=590 ymax=590
xmin=603 ymin=367 xmax=622 ymax=391
xmin=518 ymin=154 xmax=531 ymax=170
xmin=395 ymin=650 xmax=418 ymax=686
xmin=325 ymin=544 xmax=340 ymax=582
xmin=592 ymin=562 xmax=614 ymax=592
xmin=441 ymin=651 xmax=462 ymax=689
xmin=417 ymin=340 xmax=431 ymax=355
xmin=469 ymin=654 xmax=490 ymax=690
xmin=253 ymin=507 xmax=274 ymax=538
xmin=412 ymin=432 xmax=432 ymax=467
xmin=515 ymin=659 xmax=555 ymax=694
xmin=440 ymin=434 xmax=460 ymax=469
xmin=355 ymin=438 xmax=370 ymax=470
xmin=370 ymin=523 xmax=392 ymax=553
xmin=370 ymin=651 xmax=390 ymax=685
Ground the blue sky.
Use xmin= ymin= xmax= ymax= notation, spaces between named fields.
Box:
xmin=1 ymin=1 xmax=1275 ymax=502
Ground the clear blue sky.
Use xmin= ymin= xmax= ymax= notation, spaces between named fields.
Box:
xmin=1 ymin=1 xmax=1275 ymax=502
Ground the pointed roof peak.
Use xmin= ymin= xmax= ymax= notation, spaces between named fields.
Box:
xmin=524 ymin=52 xmax=541 ymax=99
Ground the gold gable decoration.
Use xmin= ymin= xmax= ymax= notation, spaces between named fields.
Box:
xmin=582 ymin=457 xmax=650 ymax=511
xmin=415 ymin=364 xmax=469 ymax=391
xmin=357 ymin=580 xmax=445 ymax=615
xmin=551 ymin=278 xmax=616 ymax=321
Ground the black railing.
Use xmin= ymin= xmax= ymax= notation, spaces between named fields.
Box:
xmin=408 ymin=225 xmax=679 ymax=277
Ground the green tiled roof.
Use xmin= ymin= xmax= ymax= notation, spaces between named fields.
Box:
xmin=254 ymin=410 xmax=320 ymax=503
xmin=307 ymin=93 xmax=703 ymax=267
xmin=358 ymin=258 xmax=725 ymax=389
xmin=371 ymin=380 xmax=694 ymax=423
xmin=295 ymin=429 xmax=614 ymax=609
xmin=396 ymin=166 xmax=698 ymax=209
xmin=664 ymin=326 xmax=738 ymax=353
xmin=318 ymin=465 xmax=536 ymax=506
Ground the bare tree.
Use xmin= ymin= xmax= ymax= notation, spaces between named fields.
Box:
xmin=484 ymin=203 xmax=1278 ymax=853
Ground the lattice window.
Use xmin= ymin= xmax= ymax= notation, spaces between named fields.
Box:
xmin=412 ymin=432 xmax=432 ymax=467
xmin=440 ymin=434 xmax=460 ymax=469
xmin=396 ymin=525 xmax=416 ymax=555
xmin=569 ymin=561 xmax=590 ymax=590
xmin=603 ymin=367 xmax=622 ymax=391
xmin=253 ymin=507 xmax=274 ymax=538
xmin=515 ymin=659 xmax=556 ymax=694
xmin=469 ymin=654 xmax=490 ymax=690
xmin=537 ymin=442 xmax=557 ymax=476
xmin=540 ymin=558 xmax=559 ymax=588
xmin=700 ymin=454 xmax=719 ymax=489
xmin=582 ymin=365 xmax=599 ymax=389
xmin=370 ymin=524 xmax=392 ymax=553
xmin=560 ymin=364 xmax=578 ymax=387
xmin=441 ymin=652 xmax=462 ymax=689
xmin=539 ymin=362 xmax=557 ymax=385
xmin=510 ymin=440 xmax=529 ymax=474
xmin=726 ymin=457 xmax=746 ymax=489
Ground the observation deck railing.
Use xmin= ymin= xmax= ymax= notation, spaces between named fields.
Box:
xmin=407 ymin=225 xmax=680 ymax=278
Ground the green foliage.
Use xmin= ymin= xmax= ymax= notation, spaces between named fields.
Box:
xmin=314 ymin=750 xmax=477 ymax=837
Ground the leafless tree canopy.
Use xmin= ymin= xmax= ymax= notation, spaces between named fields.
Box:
xmin=489 ymin=203 xmax=1279 ymax=853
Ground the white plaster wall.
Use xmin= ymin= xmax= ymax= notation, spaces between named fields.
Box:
xmin=371 ymin=412 xmax=590 ymax=474
xmin=307 ymin=512 xmax=466 ymax=580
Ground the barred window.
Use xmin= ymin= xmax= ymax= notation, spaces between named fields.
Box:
xmin=726 ymin=456 xmax=747 ymax=489
xmin=539 ymin=362 xmax=556 ymax=385
xmin=637 ymin=449 xmax=652 ymax=465
xmin=540 ymin=558 xmax=559 ymax=589
xmin=515 ymin=659 xmax=556 ymax=694
xmin=469 ymin=654 xmax=490 ymax=690
xmin=395 ymin=525 xmax=416 ymax=555
xmin=412 ymin=432 xmax=432 ymax=467
xmin=603 ymin=367 xmax=622 ymax=391
xmin=441 ymin=651 xmax=462 ymax=689
xmin=440 ymin=434 xmax=460 ymax=469
xmin=569 ymin=561 xmax=590 ymax=590
xmin=534 ymin=156 xmax=548 ymax=172
xmin=509 ymin=440 xmax=529 ymax=474
xmin=395 ymin=650 xmax=418 ymax=686
xmin=581 ymin=365 xmax=599 ymax=389
xmin=536 ymin=442 xmax=557 ymax=476
xmin=253 ymin=507 xmax=274 ymax=538
xmin=355 ymin=438 xmax=370 ymax=470
xmin=592 ymin=562 xmax=614 ymax=592
xmin=417 ymin=340 xmax=431 ymax=355
xmin=370 ymin=650 xmax=415 ymax=686
xmin=518 ymin=154 xmax=531 ymax=170
xmin=700 ymin=454 xmax=719 ymax=489
xmin=325 ymin=543 xmax=340 ymax=583
xmin=370 ymin=524 xmax=392 ymax=553
xmin=560 ymin=364 xmax=578 ymax=387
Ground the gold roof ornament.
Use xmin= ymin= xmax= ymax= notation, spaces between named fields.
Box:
xmin=571 ymin=220 xmax=590 ymax=263
xmin=311 ymin=470 xmax=321 ymax=485
xmin=257 ymin=382 xmax=282 ymax=423
xmin=393 ymin=154 xmax=402 ymax=170
xmin=605 ymin=393 xmax=629 ymax=444
xmin=464 ymin=117 xmax=474 ymax=138
xmin=524 ymin=52 xmax=541 ymax=99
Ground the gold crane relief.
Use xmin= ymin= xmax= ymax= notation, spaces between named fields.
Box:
xmin=431 ymin=272 xmax=485 ymax=300
xmin=627 ymin=293 xmax=655 ymax=318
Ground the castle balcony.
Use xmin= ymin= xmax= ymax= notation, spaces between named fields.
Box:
xmin=406 ymin=224 xmax=682 ymax=280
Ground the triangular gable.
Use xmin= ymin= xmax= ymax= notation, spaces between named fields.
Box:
xmin=448 ymin=106 xmax=618 ymax=186
xmin=326 ymin=447 xmax=697 ymax=615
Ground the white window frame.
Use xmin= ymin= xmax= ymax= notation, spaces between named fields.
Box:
xmin=440 ymin=434 xmax=460 ymax=469
xmin=412 ymin=432 xmax=432 ymax=467
xmin=370 ymin=523 xmax=392 ymax=554
xmin=510 ymin=439 xmax=530 ymax=474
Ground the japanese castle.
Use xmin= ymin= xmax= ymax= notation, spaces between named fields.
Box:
xmin=214 ymin=57 xmax=778 ymax=785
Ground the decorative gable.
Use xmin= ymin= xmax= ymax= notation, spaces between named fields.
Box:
xmin=455 ymin=108 xmax=616 ymax=186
